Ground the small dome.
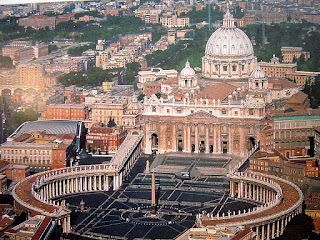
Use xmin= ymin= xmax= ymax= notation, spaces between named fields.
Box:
xmin=181 ymin=61 xmax=195 ymax=76
xmin=250 ymin=66 xmax=266 ymax=79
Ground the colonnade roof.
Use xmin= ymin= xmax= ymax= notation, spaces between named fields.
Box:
xmin=201 ymin=176 xmax=301 ymax=227
xmin=111 ymin=134 xmax=141 ymax=166
xmin=15 ymin=174 xmax=61 ymax=215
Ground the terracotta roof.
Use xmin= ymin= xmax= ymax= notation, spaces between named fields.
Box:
xmin=0 ymin=162 xmax=9 ymax=171
xmin=197 ymin=82 xmax=237 ymax=100
xmin=268 ymin=78 xmax=298 ymax=89
xmin=31 ymin=217 xmax=52 ymax=240
xmin=231 ymin=227 xmax=252 ymax=240
xmin=160 ymin=77 xmax=178 ymax=86
xmin=287 ymin=91 xmax=308 ymax=103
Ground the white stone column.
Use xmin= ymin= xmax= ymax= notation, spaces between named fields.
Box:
xmin=113 ymin=175 xmax=118 ymax=190
xmin=75 ymin=178 xmax=80 ymax=192
xmin=280 ymin=218 xmax=284 ymax=234
xmin=205 ymin=125 xmax=209 ymax=154
xmin=195 ymin=125 xmax=199 ymax=153
xmin=59 ymin=181 xmax=62 ymax=195
xmin=70 ymin=178 xmax=74 ymax=193
xmin=213 ymin=125 xmax=217 ymax=153
xmin=256 ymin=226 xmax=260 ymax=240
xmin=272 ymin=221 xmax=275 ymax=238
xmin=276 ymin=220 xmax=280 ymax=237
xmin=183 ymin=125 xmax=187 ymax=152
xmin=267 ymin=223 xmax=270 ymax=240
xmin=48 ymin=183 xmax=52 ymax=199
xmin=172 ymin=123 xmax=177 ymax=151
xmin=244 ymin=183 xmax=248 ymax=198
xmin=217 ymin=125 xmax=221 ymax=153
xmin=93 ymin=176 xmax=97 ymax=191
xmin=99 ymin=175 xmax=102 ymax=190
xmin=66 ymin=215 xmax=71 ymax=233
xmin=261 ymin=224 xmax=265 ymax=240
xmin=187 ymin=124 xmax=191 ymax=152
xmin=89 ymin=176 xmax=92 ymax=191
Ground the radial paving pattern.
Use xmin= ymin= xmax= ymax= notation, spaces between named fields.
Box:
xmin=60 ymin=154 xmax=256 ymax=240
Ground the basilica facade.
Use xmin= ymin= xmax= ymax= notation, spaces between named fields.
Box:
xmin=141 ymin=10 xmax=300 ymax=158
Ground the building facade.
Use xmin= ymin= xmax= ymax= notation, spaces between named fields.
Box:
xmin=41 ymin=104 xmax=89 ymax=121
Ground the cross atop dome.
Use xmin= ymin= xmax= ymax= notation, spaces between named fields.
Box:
xmin=223 ymin=8 xmax=235 ymax=29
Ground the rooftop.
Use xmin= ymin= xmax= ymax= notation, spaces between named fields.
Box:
xmin=9 ymin=120 xmax=82 ymax=140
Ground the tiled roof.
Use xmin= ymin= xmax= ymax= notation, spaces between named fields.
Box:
xmin=197 ymin=82 xmax=237 ymax=100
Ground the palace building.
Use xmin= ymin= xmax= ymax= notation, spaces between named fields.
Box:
xmin=142 ymin=10 xmax=308 ymax=158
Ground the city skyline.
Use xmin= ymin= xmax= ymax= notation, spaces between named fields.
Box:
xmin=0 ymin=0 xmax=89 ymax=5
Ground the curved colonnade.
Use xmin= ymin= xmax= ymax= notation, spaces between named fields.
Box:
xmin=12 ymin=134 xmax=143 ymax=233
xmin=198 ymin=171 xmax=303 ymax=240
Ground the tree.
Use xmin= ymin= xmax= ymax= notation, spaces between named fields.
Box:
xmin=58 ymin=71 xmax=86 ymax=86
xmin=123 ymin=62 xmax=141 ymax=85
xmin=107 ymin=117 xmax=117 ymax=128
xmin=48 ymin=44 xmax=58 ymax=53
xmin=0 ymin=55 xmax=13 ymax=69
xmin=155 ymin=92 xmax=161 ymax=99
xmin=303 ymin=76 xmax=320 ymax=108
xmin=87 ymin=67 xmax=112 ymax=86
xmin=8 ymin=108 xmax=39 ymax=135
xmin=138 ymin=94 xmax=145 ymax=101
xmin=67 ymin=43 xmax=95 ymax=56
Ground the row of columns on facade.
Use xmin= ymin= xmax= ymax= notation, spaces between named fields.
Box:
xmin=230 ymin=180 xmax=277 ymax=204
xmin=32 ymin=139 xmax=143 ymax=234
xmin=253 ymin=206 xmax=302 ymax=240
xmin=39 ymin=174 xmax=119 ymax=202
xmin=202 ymin=59 xmax=251 ymax=77
xmin=121 ymin=141 xmax=142 ymax=177
xmin=38 ymin=139 xmax=143 ymax=202
xmin=170 ymin=123 xmax=242 ymax=154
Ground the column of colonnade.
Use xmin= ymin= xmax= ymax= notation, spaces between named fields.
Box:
xmin=39 ymin=174 xmax=115 ymax=202
xmin=230 ymin=180 xmax=277 ymax=204
xmin=229 ymin=178 xmax=303 ymax=240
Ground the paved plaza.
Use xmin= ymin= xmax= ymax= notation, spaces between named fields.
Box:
xmin=60 ymin=154 xmax=256 ymax=240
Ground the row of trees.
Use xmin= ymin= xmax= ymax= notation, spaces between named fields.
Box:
xmin=0 ymin=14 xmax=166 ymax=44
xmin=7 ymin=108 xmax=39 ymax=135
xmin=58 ymin=67 xmax=115 ymax=87
xmin=244 ymin=22 xmax=320 ymax=72
xmin=67 ymin=43 xmax=95 ymax=56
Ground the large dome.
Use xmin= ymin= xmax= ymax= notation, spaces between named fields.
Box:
xmin=205 ymin=11 xmax=254 ymax=57
xmin=202 ymin=10 xmax=257 ymax=83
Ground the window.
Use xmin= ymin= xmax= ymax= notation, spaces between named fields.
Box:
xmin=232 ymin=65 xmax=237 ymax=72
xmin=249 ymin=109 xmax=254 ymax=115
xmin=223 ymin=66 xmax=227 ymax=71
xmin=221 ymin=109 xmax=227 ymax=115
xmin=152 ymin=106 xmax=156 ymax=112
